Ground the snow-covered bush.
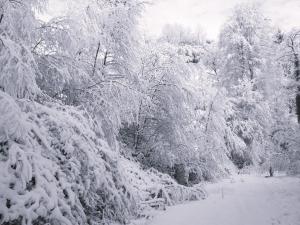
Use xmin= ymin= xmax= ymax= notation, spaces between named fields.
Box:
xmin=0 ymin=91 xmax=136 ymax=225
xmin=120 ymin=158 xmax=205 ymax=207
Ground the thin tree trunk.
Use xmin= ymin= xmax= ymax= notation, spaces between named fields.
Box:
xmin=296 ymin=93 xmax=300 ymax=123
xmin=103 ymin=51 xmax=108 ymax=66
xmin=294 ymin=54 xmax=300 ymax=123
xmin=92 ymin=41 xmax=101 ymax=77
xmin=249 ymin=65 xmax=254 ymax=80
xmin=0 ymin=14 xmax=4 ymax=24
xmin=269 ymin=166 xmax=274 ymax=177
xmin=134 ymin=101 xmax=143 ymax=151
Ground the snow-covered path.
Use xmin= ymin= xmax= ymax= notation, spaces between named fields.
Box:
xmin=149 ymin=175 xmax=300 ymax=225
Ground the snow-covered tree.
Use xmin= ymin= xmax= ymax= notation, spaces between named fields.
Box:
xmin=219 ymin=3 xmax=271 ymax=84
xmin=0 ymin=0 xmax=47 ymax=98
xmin=217 ymin=3 xmax=276 ymax=169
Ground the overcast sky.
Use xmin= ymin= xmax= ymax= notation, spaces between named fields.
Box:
xmin=45 ymin=0 xmax=300 ymax=40
xmin=141 ymin=0 xmax=300 ymax=39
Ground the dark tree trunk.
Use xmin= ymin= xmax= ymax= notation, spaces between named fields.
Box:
xmin=92 ymin=41 xmax=101 ymax=77
xmin=295 ymin=54 xmax=300 ymax=123
xmin=296 ymin=91 xmax=300 ymax=123
xmin=0 ymin=14 xmax=3 ymax=24
xmin=295 ymin=55 xmax=300 ymax=80
xmin=134 ymin=101 xmax=143 ymax=151
xmin=269 ymin=166 xmax=274 ymax=177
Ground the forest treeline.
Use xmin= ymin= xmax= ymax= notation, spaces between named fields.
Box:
xmin=0 ymin=0 xmax=299 ymax=224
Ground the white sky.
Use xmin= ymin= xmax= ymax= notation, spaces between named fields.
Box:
xmin=44 ymin=0 xmax=300 ymax=40
xmin=141 ymin=0 xmax=300 ymax=39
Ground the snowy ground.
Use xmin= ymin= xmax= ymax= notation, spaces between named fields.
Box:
xmin=146 ymin=175 xmax=300 ymax=225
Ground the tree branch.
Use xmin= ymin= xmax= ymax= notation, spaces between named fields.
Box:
xmin=0 ymin=14 xmax=3 ymax=24
xmin=92 ymin=41 xmax=101 ymax=77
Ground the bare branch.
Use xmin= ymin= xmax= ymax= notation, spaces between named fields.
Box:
xmin=92 ymin=41 xmax=101 ymax=77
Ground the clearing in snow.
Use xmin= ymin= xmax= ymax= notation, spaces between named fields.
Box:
xmin=148 ymin=175 xmax=300 ymax=225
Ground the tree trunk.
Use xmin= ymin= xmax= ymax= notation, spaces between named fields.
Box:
xmin=294 ymin=54 xmax=300 ymax=123
xmin=269 ymin=166 xmax=274 ymax=177
xmin=134 ymin=101 xmax=143 ymax=151
xmin=92 ymin=41 xmax=101 ymax=77
xmin=0 ymin=14 xmax=4 ymax=24
xmin=297 ymin=91 xmax=300 ymax=124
